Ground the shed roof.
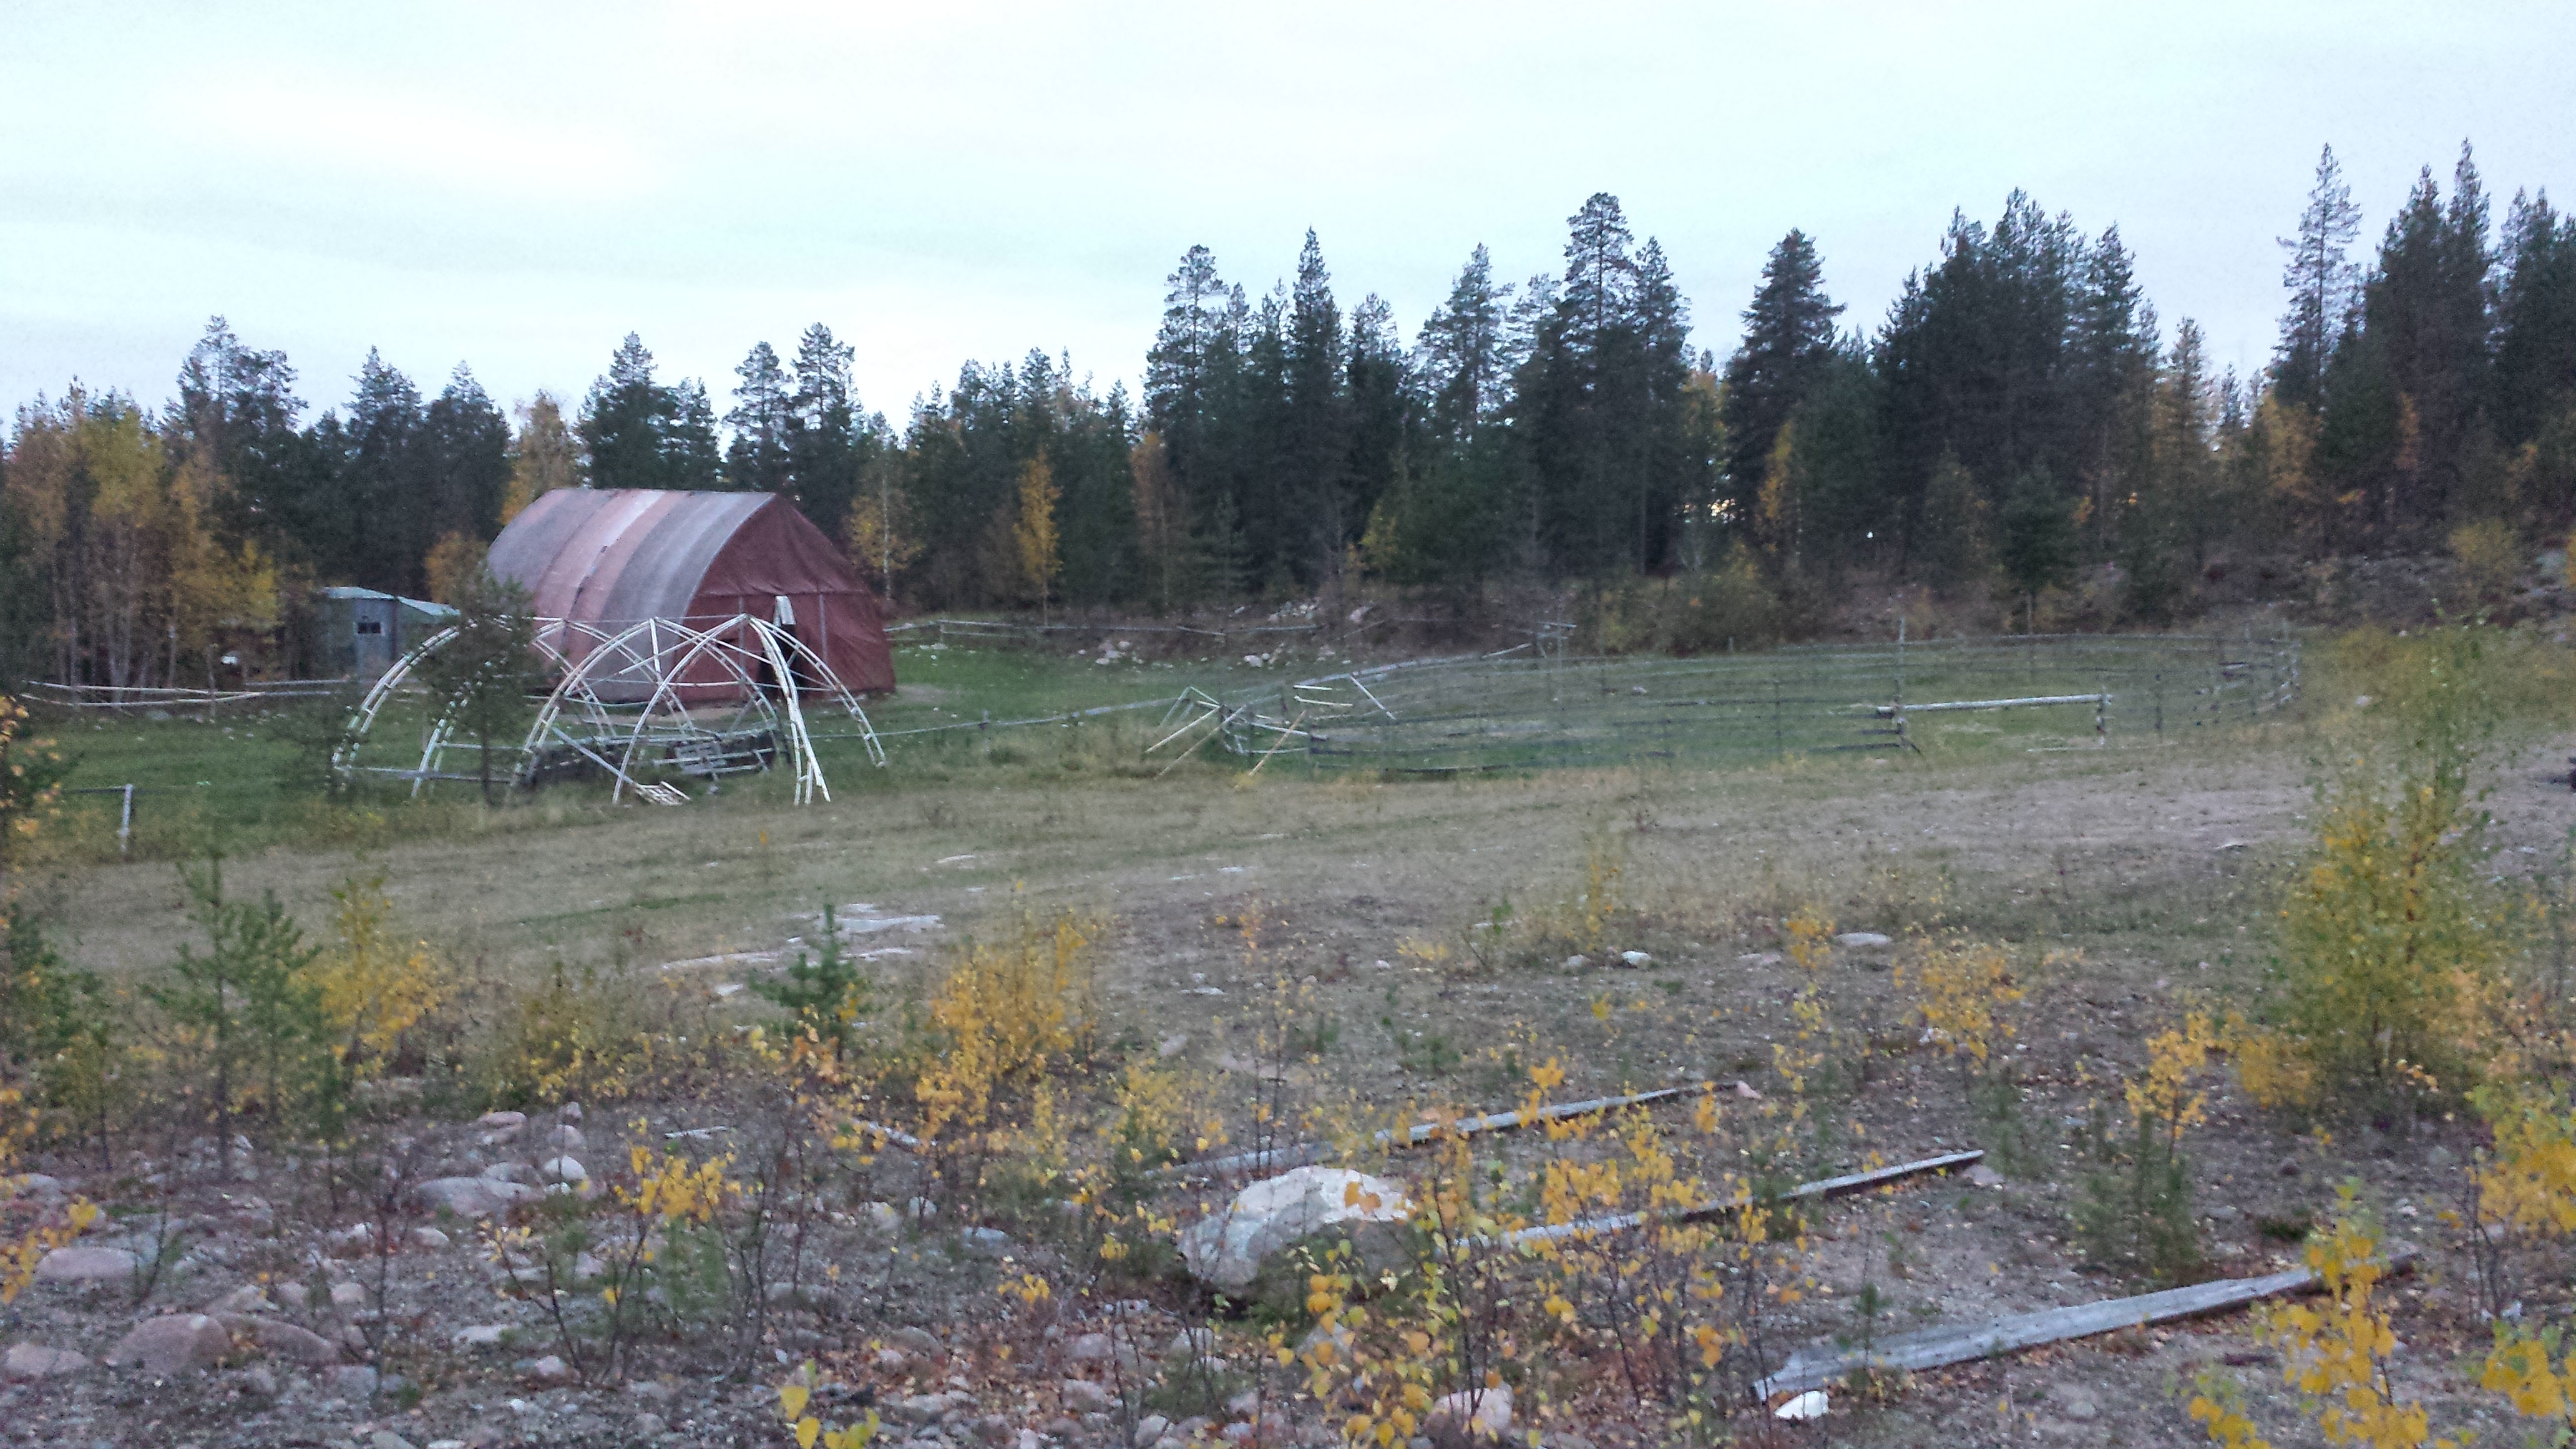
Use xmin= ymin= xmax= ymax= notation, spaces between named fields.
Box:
xmin=489 ymin=489 xmax=788 ymax=625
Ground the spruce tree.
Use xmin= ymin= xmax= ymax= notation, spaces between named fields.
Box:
xmin=1721 ymin=229 xmax=1843 ymax=514
xmin=786 ymin=324 xmax=874 ymax=539
xmin=665 ymin=379 xmax=723 ymax=490
xmin=420 ymin=365 xmax=510 ymax=552
xmin=579 ymin=334 xmax=675 ymax=490
xmin=345 ymin=349 xmax=426 ymax=592
xmin=2493 ymin=190 xmax=2576 ymax=447
xmin=726 ymin=341 xmax=793 ymax=495
xmin=1284 ymin=230 xmax=1350 ymax=580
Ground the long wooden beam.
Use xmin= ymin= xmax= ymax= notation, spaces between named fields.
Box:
xmin=1752 ymin=1247 xmax=2417 ymax=1398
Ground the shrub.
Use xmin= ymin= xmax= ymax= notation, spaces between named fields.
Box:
xmin=2276 ymin=628 xmax=2508 ymax=1109
xmin=2076 ymin=1012 xmax=2213 ymax=1284
xmin=2450 ymin=517 xmax=2522 ymax=599
xmin=750 ymin=905 xmax=874 ymax=1068
xmin=146 ymin=857 xmax=326 ymax=1171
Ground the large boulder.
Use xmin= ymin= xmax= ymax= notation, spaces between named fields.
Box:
xmin=32 ymin=1246 xmax=135 ymax=1284
xmin=1178 ymin=1166 xmax=1411 ymax=1294
xmin=415 ymin=1176 xmax=539 ymax=1217
xmin=106 ymin=1315 xmax=232 ymax=1376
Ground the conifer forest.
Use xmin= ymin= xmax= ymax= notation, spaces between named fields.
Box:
xmin=11 ymin=144 xmax=2575 ymax=684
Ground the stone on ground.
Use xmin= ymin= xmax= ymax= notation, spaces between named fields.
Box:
xmin=415 ymin=1176 xmax=539 ymax=1217
xmin=1177 ymin=1166 xmax=1410 ymax=1292
xmin=106 ymin=1314 xmax=232 ymax=1375
xmin=33 ymin=1246 xmax=136 ymax=1283
xmin=1428 ymin=1383 xmax=1512 ymax=1445
xmin=3 ymin=1343 xmax=86 ymax=1378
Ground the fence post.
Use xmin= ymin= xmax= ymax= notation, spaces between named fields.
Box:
xmin=2153 ymin=670 xmax=2164 ymax=736
xmin=119 ymin=783 xmax=133 ymax=857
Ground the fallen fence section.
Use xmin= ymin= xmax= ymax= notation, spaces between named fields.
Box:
xmin=1164 ymin=1083 xmax=1706 ymax=1181
xmin=1752 ymin=1245 xmax=2417 ymax=1398
xmin=1491 ymin=1149 xmax=1986 ymax=1250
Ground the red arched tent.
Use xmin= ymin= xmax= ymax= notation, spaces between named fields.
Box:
xmin=487 ymin=489 xmax=895 ymax=698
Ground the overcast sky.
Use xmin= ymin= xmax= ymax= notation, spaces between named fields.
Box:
xmin=5 ymin=1 xmax=2570 ymax=429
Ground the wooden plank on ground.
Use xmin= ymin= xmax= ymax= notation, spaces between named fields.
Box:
xmin=1166 ymin=1084 xmax=1709 ymax=1181
xmin=1495 ymin=1150 xmax=1986 ymax=1249
xmin=1752 ymin=1247 xmax=2416 ymax=1398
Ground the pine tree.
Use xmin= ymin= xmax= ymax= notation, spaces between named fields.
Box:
xmin=725 ymin=341 xmax=793 ymax=495
xmin=2274 ymin=145 xmax=2364 ymax=406
xmin=1720 ymin=230 xmax=1843 ymax=514
xmin=1416 ymin=245 xmax=1512 ymax=444
xmin=414 ymin=567 xmax=537 ymax=805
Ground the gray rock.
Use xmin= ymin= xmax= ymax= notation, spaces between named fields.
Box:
xmin=221 ymin=1315 xmax=339 ymax=1365
xmin=327 ymin=1223 xmax=378 ymax=1257
xmin=1428 ymin=1383 xmax=1512 ymax=1443
xmin=33 ymin=1246 xmax=136 ymax=1284
xmin=1060 ymin=1379 xmax=1113 ymax=1413
xmin=476 ymin=1110 xmax=527 ymax=1130
xmin=4 ymin=1343 xmax=87 ymax=1378
xmin=240 ymin=1364 xmax=278 ymax=1397
xmin=454 ymin=1324 xmax=512 ymax=1348
xmin=2049 ymin=1383 xmax=2100 ymax=1421
xmin=11 ymin=1173 xmax=68 ymax=1201
xmin=275 ymin=1282 xmax=310 ymax=1309
xmin=959 ymin=1226 xmax=1010 ymax=1252
xmin=416 ymin=1176 xmax=539 ymax=1216
xmin=106 ymin=1314 xmax=232 ymax=1375
xmin=888 ymin=1325 xmax=943 ymax=1355
xmin=1066 ymin=1332 xmax=1115 ymax=1363
xmin=627 ymin=1380 xmax=673 ymax=1402
xmin=411 ymin=1226 xmax=451 ymax=1250
xmin=329 ymin=1364 xmax=379 ymax=1399
xmin=208 ymin=1284 xmax=273 ymax=1313
xmin=1835 ymin=932 xmax=1893 ymax=949
xmin=542 ymin=1125 xmax=585 ymax=1151
xmin=1133 ymin=1418 xmax=1172 ymax=1448
xmin=635 ymin=1413 xmax=666 ymax=1437
xmin=331 ymin=1280 xmax=368 ymax=1307
xmin=371 ymin=1432 xmax=419 ymax=1449
xmin=520 ymin=1354 xmax=572 ymax=1383
xmin=539 ymin=1155 xmax=587 ymax=1184
xmin=1178 ymin=1166 xmax=1410 ymax=1292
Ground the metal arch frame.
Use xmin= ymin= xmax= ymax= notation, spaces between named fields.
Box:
xmin=332 ymin=613 xmax=882 ymax=804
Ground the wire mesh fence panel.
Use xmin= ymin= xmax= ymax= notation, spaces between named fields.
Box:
xmin=1222 ymin=633 xmax=2300 ymax=774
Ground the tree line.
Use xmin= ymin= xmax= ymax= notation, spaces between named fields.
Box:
xmin=6 ymin=146 xmax=2572 ymax=686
